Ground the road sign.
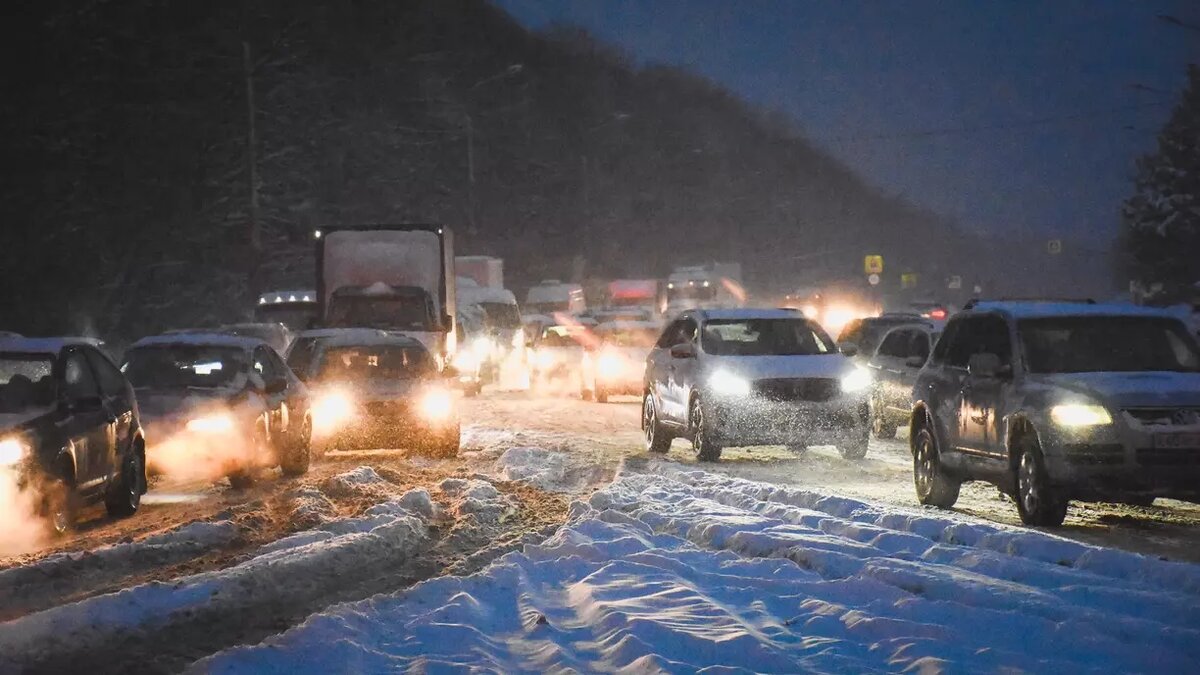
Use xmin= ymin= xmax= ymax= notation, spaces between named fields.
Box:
xmin=864 ymin=255 xmax=883 ymax=275
xmin=1047 ymin=239 xmax=1062 ymax=255
xmin=867 ymin=273 xmax=880 ymax=286
xmin=947 ymin=275 xmax=962 ymax=290
xmin=901 ymin=273 xmax=918 ymax=290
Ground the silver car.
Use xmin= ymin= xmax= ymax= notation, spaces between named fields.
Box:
xmin=642 ymin=309 xmax=871 ymax=461
xmin=911 ymin=301 xmax=1200 ymax=526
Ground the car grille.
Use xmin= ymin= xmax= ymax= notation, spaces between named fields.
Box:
xmin=1062 ymin=443 xmax=1124 ymax=465
xmin=1137 ymin=447 xmax=1200 ymax=466
xmin=365 ymin=401 xmax=409 ymax=417
xmin=1124 ymin=408 xmax=1200 ymax=426
xmin=754 ymin=378 xmax=840 ymax=403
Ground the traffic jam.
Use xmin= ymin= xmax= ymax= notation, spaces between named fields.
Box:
xmin=3 ymin=226 xmax=1200 ymax=670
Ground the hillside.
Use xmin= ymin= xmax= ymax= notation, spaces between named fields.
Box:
xmin=1 ymin=0 xmax=977 ymax=338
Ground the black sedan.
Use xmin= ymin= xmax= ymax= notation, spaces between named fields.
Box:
xmin=0 ymin=337 xmax=146 ymax=533
xmin=122 ymin=333 xmax=312 ymax=487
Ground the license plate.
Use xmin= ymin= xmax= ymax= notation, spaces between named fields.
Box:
xmin=1154 ymin=433 xmax=1200 ymax=449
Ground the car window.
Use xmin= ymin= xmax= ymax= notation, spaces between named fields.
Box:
xmin=876 ymin=330 xmax=910 ymax=358
xmin=84 ymin=347 xmax=128 ymax=398
xmin=63 ymin=348 xmax=102 ymax=402
xmin=286 ymin=337 xmax=319 ymax=376
xmin=910 ymin=332 xmax=932 ymax=361
xmin=254 ymin=346 xmax=284 ymax=381
xmin=943 ymin=316 xmax=1011 ymax=368
xmin=657 ymin=318 xmax=696 ymax=348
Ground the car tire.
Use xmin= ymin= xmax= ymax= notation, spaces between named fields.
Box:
xmin=691 ymin=396 xmax=722 ymax=462
xmin=105 ymin=449 xmax=144 ymax=518
xmin=839 ymin=428 xmax=870 ymax=460
xmin=595 ymin=387 xmax=609 ymax=404
xmin=871 ymin=397 xmax=899 ymax=439
xmin=581 ymin=387 xmax=594 ymax=401
xmin=1014 ymin=435 xmax=1068 ymax=527
xmin=228 ymin=470 xmax=255 ymax=489
xmin=280 ymin=418 xmax=312 ymax=477
xmin=643 ymin=393 xmax=673 ymax=454
xmin=913 ymin=426 xmax=960 ymax=508
xmin=41 ymin=478 xmax=76 ymax=536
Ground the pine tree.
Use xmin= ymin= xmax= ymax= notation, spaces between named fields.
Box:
xmin=1121 ymin=65 xmax=1200 ymax=300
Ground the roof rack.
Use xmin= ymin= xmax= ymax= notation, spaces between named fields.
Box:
xmin=962 ymin=297 xmax=1096 ymax=310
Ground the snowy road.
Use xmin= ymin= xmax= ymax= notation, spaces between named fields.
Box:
xmin=1 ymin=390 xmax=1199 ymax=672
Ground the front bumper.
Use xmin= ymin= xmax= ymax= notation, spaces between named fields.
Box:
xmin=330 ymin=400 xmax=458 ymax=446
xmin=708 ymin=396 xmax=869 ymax=447
xmin=1042 ymin=421 xmax=1200 ymax=500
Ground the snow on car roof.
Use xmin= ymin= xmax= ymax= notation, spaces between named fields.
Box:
xmin=968 ymin=301 xmax=1177 ymax=320
xmin=130 ymin=332 xmax=266 ymax=351
xmin=696 ymin=308 xmax=807 ymax=321
xmin=0 ymin=337 xmax=104 ymax=355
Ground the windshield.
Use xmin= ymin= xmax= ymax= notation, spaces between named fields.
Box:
xmin=600 ymin=329 xmax=658 ymax=348
xmin=668 ymin=285 xmax=716 ymax=301
xmin=122 ymin=346 xmax=249 ymax=389
xmin=327 ymin=296 xmax=433 ymax=330
xmin=702 ymin=319 xmax=833 ymax=356
xmin=314 ymin=345 xmax=434 ymax=381
xmin=478 ymin=302 xmax=521 ymax=329
xmin=1020 ymin=317 xmax=1200 ymax=374
xmin=254 ymin=305 xmax=316 ymax=331
xmin=0 ymin=355 xmax=56 ymax=413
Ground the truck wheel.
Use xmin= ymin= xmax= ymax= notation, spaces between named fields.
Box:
xmin=1014 ymin=435 xmax=1068 ymax=527
xmin=691 ymin=396 xmax=722 ymax=462
xmin=913 ymin=427 xmax=960 ymax=508
xmin=643 ymin=394 xmax=673 ymax=454
xmin=105 ymin=450 xmax=145 ymax=518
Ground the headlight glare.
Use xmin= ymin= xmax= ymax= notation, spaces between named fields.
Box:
xmin=1051 ymin=404 xmax=1112 ymax=427
xmin=312 ymin=390 xmax=355 ymax=432
xmin=709 ymin=369 xmax=751 ymax=396
xmin=840 ymin=367 xmax=872 ymax=394
xmin=0 ymin=437 xmax=29 ymax=466
xmin=419 ymin=388 xmax=454 ymax=421
xmin=597 ymin=351 xmax=624 ymax=378
xmin=186 ymin=413 xmax=235 ymax=434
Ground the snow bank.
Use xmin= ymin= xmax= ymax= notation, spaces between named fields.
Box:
xmin=496 ymin=446 xmax=567 ymax=490
xmin=197 ymin=471 xmax=1200 ymax=673
xmin=442 ymin=479 xmax=516 ymax=524
xmin=321 ymin=466 xmax=390 ymax=498
xmin=0 ymin=474 xmax=432 ymax=671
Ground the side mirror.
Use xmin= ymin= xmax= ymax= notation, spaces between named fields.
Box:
xmin=967 ymin=353 xmax=1003 ymax=379
xmin=905 ymin=355 xmax=926 ymax=369
xmin=669 ymin=342 xmax=697 ymax=359
xmin=264 ymin=377 xmax=288 ymax=394
xmin=839 ymin=342 xmax=859 ymax=358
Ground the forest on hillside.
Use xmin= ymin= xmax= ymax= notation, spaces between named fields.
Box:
xmin=1 ymin=0 xmax=980 ymax=338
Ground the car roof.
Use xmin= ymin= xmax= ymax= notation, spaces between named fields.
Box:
xmin=293 ymin=328 xmax=394 ymax=340
xmin=130 ymin=332 xmax=267 ymax=351
xmin=314 ymin=332 xmax=426 ymax=350
xmin=964 ymin=301 xmax=1177 ymax=320
xmin=693 ymin=308 xmax=805 ymax=321
xmin=0 ymin=337 xmax=105 ymax=355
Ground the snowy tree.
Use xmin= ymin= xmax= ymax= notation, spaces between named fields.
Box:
xmin=1121 ymin=65 xmax=1200 ymax=298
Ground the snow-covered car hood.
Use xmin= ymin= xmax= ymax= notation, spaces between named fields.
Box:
xmin=136 ymin=388 xmax=245 ymax=421
xmin=704 ymin=354 xmax=856 ymax=381
xmin=1031 ymin=372 xmax=1200 ymax=408
xmin=0 ymin=407 xmax=55 ymax=433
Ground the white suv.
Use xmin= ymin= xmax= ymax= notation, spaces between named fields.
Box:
xmin=642 ymin=309 xmax=871 ymax=461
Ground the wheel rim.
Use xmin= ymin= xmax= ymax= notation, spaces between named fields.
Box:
xmin=1019 ymin=450 xmax=1039 ymax=514
xmin=643 ymin=397 xmax=656 ymax=447
xmin=914 ymin=433 xmax=934 ymax=496
xmin=51 ymin=506 xmax=69 ymax=534
xmin=692 ymin=400 xmax=706 ymax=455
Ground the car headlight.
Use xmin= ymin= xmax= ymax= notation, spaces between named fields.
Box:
xmin=597 ymin=351 xmax=624 ymax=378
xmin=419 ymin=388 xmax=454 ymax=421
xmin=1051 ymin=403 xmax=1112 ymax=427
xmin=840 ymin=367 xmax=872 ymax=394
xmin=0 ymin=437 xmax=29 ymax=466
xmin=709 ymin=369 xmax=751 ymax=396
xmin=472 ymin=336 xmax=495 ymax=358
xmin=312 ymin=390 xmax=356 ymax=432
xmin=186 ymin=413 xmax=235 ymax=434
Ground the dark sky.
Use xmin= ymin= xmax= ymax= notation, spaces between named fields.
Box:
xmin=495 ymin=0 xmax=1199 ymax=245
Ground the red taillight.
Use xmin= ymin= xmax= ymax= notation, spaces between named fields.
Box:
xmin=928 ymin=308 xmax=948 ymax=320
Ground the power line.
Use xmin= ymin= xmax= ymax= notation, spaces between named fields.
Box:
xmin=824 ymin=100 xmax=1174 ymax=144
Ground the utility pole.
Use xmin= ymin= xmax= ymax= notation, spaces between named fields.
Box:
xmin=243 ymin=40 xmax=262 ymax=294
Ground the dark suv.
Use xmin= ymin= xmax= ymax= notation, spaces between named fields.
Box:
xmin=0 ymin=337 xmax=147 ymax=533
xmin=910 ymin=302 xmax=1200 ymax=526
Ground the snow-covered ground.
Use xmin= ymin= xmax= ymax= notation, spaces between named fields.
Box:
xmin=196 ymin=469 xmax=1200 ymax=673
